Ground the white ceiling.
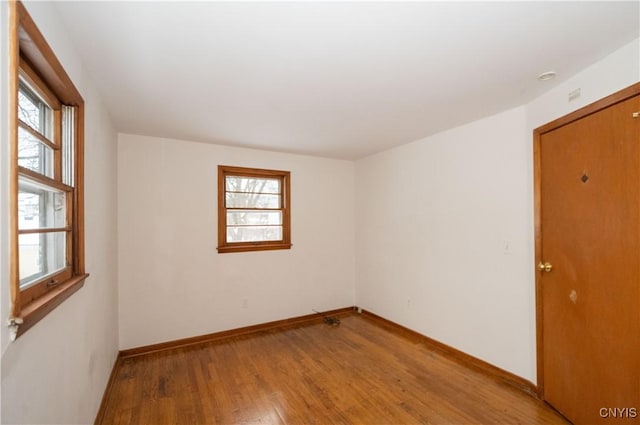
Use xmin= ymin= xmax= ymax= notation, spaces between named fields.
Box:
xmin=53 ymin=1 xmax=639 ymax=159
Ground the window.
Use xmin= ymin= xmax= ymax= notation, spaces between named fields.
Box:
xmin=8 ymin=2 xmax=87 ymax=338
xmin=218 ymin=166 xmax=291 ymax=253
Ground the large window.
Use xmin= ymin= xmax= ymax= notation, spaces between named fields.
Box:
xmin=218 ymin=166 xmax=291 ymax=253
xmin=8 ymin=2 xmax=87 ymax=337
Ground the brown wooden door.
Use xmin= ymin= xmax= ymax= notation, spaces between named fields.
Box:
xmin=537 ymin=90 xmax=640 ymax=425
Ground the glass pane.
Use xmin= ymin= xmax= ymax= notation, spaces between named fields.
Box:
xmin=62 ymin=106 xmax=75 ymax=186
xmin=19 ymin=231 xmax=66 ymax=288
xmin=227 ymin=210 xmax=282 ymax=226
xmin=18 ymin=81 xmax=52 ymax=137
xmin=225 ymin=176 xmax=280 ymax=194
xmin=18 ymin=127 xmax=54 ymax=178
xmin=226 ymin=192 xmax=280 ymax=209
xmin=227 ymin=226 xmax=283 ymax=243
xmin=18 ymin=178 xmax=66 ymax=230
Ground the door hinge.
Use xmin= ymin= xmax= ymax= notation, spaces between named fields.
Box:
xmin=632 ymin=112 xmax=640 ymax=118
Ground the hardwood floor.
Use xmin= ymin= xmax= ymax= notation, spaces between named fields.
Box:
xmin=98 ymin=313 xmax=569 ymax=424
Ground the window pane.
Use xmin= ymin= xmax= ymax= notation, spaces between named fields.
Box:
xmin=227 ymin=226 xmax=283 ymax=243
xmin=227 ymin=210 xmax=282 ymax=226
xmin=18 ymin=178 xmax=66 ymax=230
xmin=19 ymin=231 xmax=66 ymax=288
xmin=226 ymin=192 xmax=281 ymax=208
xmin=225 ymin=176 xmax=280 ymax=194
xmin=18 ymin=81 xmax=52 ymax=137
xmin=62 ymin=106 xmax=75 ymax=186
xmin=18 ymin=127 xmax=54 ymax=177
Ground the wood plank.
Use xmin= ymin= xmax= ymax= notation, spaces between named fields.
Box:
xmin=360 ymin=309 xmax=538 ymax=397
xmin=97 ymin=313 xmax=569 ymax=425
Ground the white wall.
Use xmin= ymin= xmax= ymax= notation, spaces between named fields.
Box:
xmin=118 ymin=134 xmax=355 ymax=349
xmin=355 ymin=37 xmax=639 ymax=383
xmin=0 ymin=2 xmax=119 ymax=424
xmin=356 ymin=107 xmax=534 ymax=378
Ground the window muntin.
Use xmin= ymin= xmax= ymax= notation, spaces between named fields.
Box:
xmin=218 ymin=166 xmax=291 ymax=253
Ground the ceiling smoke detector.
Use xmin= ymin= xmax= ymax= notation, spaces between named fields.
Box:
xmin=537 ymin=71 xmax=557 ymax=81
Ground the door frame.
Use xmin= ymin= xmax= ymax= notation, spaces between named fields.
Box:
xmin=533 ymin=81 xmax=640 ymax=398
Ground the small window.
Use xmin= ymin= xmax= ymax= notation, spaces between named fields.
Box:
xmin=218 ymin=165 xmax=291 ymax=253
xmin=9 ymin=1 xmax=87 ymax=338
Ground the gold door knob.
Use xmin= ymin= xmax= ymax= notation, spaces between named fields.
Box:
xmin=538 ymin=262 xmax=553 ymax=272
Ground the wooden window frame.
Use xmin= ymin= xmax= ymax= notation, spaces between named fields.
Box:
xmin=217 ymin=165 xmax=292 ymax=253
xmin=8 ymin=1 xmax=88 ymax=337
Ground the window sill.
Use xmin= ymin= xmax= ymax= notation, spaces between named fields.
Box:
xmin=17 ymin=273 xmax=89 ymax=338
xmin=217 ymin=243 xmax=292 ymax=254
